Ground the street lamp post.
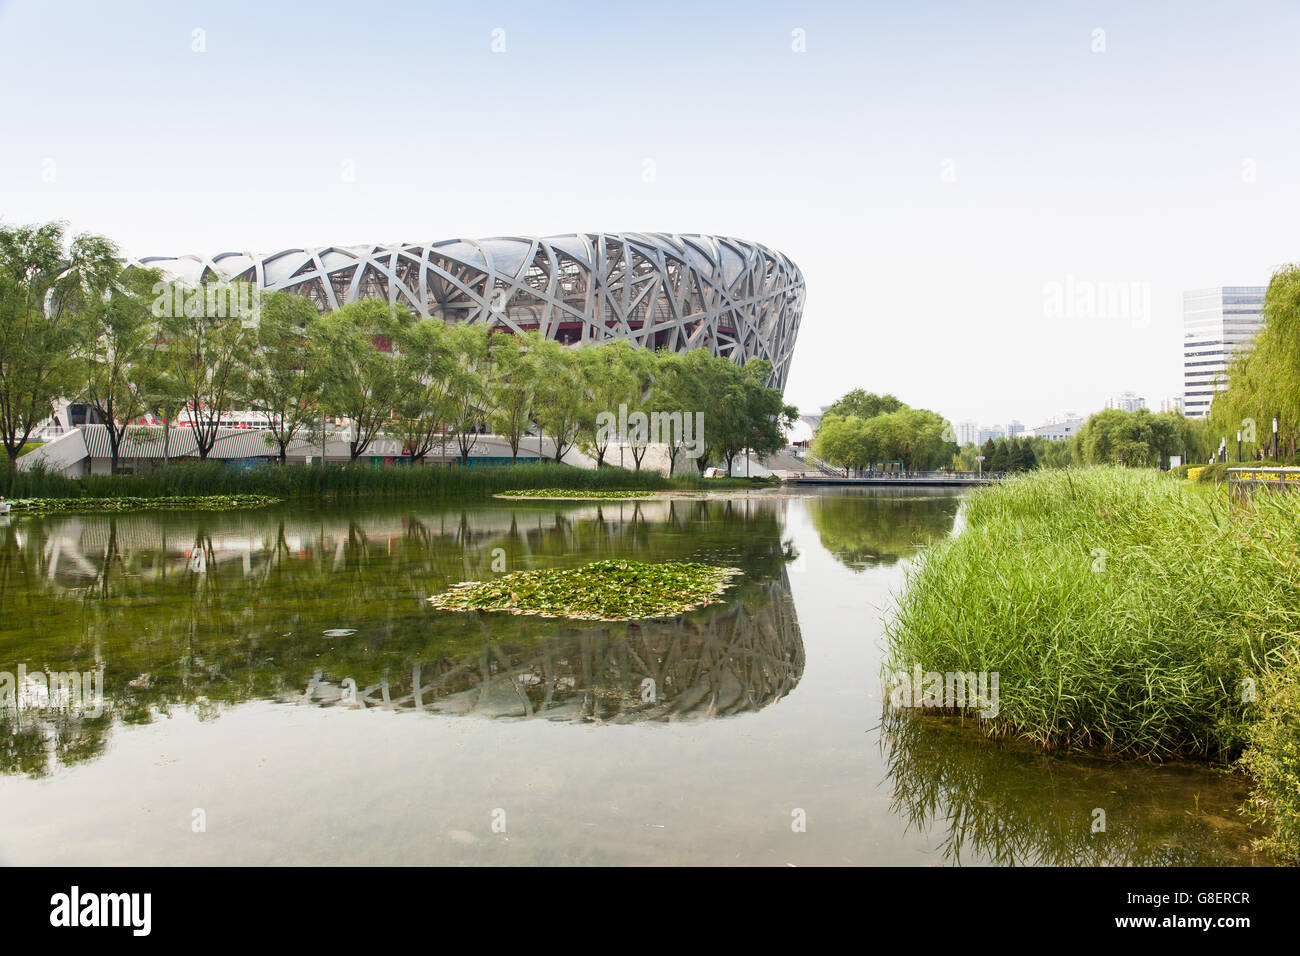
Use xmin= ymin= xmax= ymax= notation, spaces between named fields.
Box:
xmin=1236 ymin=430 xmax=1242 ymax=463
xmin=1273 ymin=417 xmax=1279 ymax=460
xmin=976 ymin=454 xmax=985 ymax=478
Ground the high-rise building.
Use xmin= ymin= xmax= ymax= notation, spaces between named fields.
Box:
xmin=957 ymin=420 xmax=978 ymax=446
xmin=978 ymin=426 xmax=1006 ymax=444
xmin=1183 ymin=286 xmax=1266 ymax=419
xmin=1106 ymin=390 xmax=1147 ymax=413
xmin=1006 ymin=420 xmax=1024 ymax=438
xmin=1160 ymin=396 xmax=1185 ymax=414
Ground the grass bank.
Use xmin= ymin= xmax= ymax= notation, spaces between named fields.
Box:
xmin=1 ymin=461 xmax=767 ymax=502
xmin=886 ymin=467 xmax=1300 ymax=858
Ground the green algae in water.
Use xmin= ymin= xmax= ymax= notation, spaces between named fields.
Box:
xmin=494 ymin=489 xmax=658 ymax=500
xmin=428 ymin=559 xmax=741 ymax=621
xmin=6 ymin=494 xmax=281 ymax=515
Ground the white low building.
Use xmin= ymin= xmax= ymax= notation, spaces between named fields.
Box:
xmin=17 ymin=425 xmax=593 ymax=477
xmin=1030 ymin=414 xmax=1083 ymax=442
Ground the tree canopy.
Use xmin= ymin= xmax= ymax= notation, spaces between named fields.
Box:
xmin=1070 ymin=408 xmax=1199 ymax=468
xmin=812 ymin=393 xmax=955 ymax=471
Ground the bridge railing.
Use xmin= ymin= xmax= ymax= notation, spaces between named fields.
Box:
xmin=1228 ymin=466 xmax=1300 ymax=498
xmin=804 ymin=454 xmax=847 ymax=478
xmin=786 ymin=469 xmax=1002 ymax=481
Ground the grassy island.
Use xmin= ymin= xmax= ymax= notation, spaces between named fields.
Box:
xmin=886 ymin=466 xmax=1300 ymax=861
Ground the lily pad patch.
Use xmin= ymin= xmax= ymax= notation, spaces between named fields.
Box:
xmin=427 ymin=559 xmax=741 ymax=622
xmin=494 ymin=489 xmax=658 ymax=500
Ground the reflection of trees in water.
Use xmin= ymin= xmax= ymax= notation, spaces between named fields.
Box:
xmin=0 ymin=499 xmax=800 ymax=773
xmin=808 ymin=492 xmax=958 ymax=571
xmin=298 ymin=574 xmax=803 ymax=722
xmin=880 ymin=708 xmax=1267 ymax=866
xmin=0 ymin=710 xmax=114 ymax=780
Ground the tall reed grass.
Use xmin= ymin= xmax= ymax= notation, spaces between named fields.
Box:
xmin=0 ymin=461 xmax=762 ymax=501
xmin=1240 ymin=648 xmax=1300 ymax=862
xmin=886 ymin=467 xmax=1300 ymax=761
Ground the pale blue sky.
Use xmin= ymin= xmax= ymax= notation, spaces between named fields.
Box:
xmin=3 ymin=0 xmax=1299 ymax=428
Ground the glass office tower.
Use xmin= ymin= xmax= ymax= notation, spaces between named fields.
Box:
xmin=1182 ymin=286 xmax=1265 ymax=418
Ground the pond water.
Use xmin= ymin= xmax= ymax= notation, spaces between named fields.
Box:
xmin=0 ymin=488 xmax=1269 ymax=865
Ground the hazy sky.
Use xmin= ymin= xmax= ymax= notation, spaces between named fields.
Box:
xmin=3 ymin=0 xmax=1298 ymax=429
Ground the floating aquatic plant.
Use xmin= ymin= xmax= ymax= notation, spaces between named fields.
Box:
xmin=428 ymin=559 xmax=741 ymax=621
xmin=6 ymin=495 xmax=280 ymax=515
xmin=494 ymin=488 xmax=659 ymax=500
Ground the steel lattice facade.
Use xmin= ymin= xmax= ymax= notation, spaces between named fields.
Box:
xmin=135 ymin=232 xmax=804 ymax=390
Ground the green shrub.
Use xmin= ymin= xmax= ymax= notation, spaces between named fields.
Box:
xmin=1195 ymin=462 xmax=1231 ymax=484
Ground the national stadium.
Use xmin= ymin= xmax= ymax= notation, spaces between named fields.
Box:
xmin=133 ymin=232 xmax=804 ymax=390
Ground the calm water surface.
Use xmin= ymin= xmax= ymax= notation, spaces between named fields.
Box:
xmin=0 ymin=488 xmax=1267 ymax=865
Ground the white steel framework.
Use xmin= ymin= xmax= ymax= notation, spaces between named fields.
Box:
xmin=136 ymin=232 xmax=804 ymax=389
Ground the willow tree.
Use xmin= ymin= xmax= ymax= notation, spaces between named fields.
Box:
xmin=444 ymin=322 xmax=491 ymax=465
xmin=152 ymin=279 xmax=257 ymax=459
xmin=0 ymin=221 xmax=119 ymax=464
xmin=1209 ymin=265 xmax=1300 ymax=460
xmin=814 ymin=405 xmax=953 ymax=472
xmin=1071 ymin=408 xmax=1186 ymax=468
xmin=620 ymin=346 xmax=657 ymax=471
xmin=648 ymin=351 xmax=696 ymax=475
xmin=486 ymin=329 xmax=540 ymax=461
xmin=78 ymin=264 xmax=164 ymax=473
xmin=312 ymin=299 xmax=410 ymax=461
xmin=247 ymin=290 xmax=323 ymax=464
xmin=391 ymin=317 xmax=456 ymax=463
xmin=812 ymin=413 xmax=875 ymax=472
xmin=533 ymin=338 xmax=585 ymax=463
xmin=823 ymin=388 xmax=905 ymax=421
xmin=579 ymin=340 xmax=638 ymax=467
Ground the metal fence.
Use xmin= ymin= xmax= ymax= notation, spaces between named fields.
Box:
xmin=1228 ymin=467 xmax=1300 ymax=498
